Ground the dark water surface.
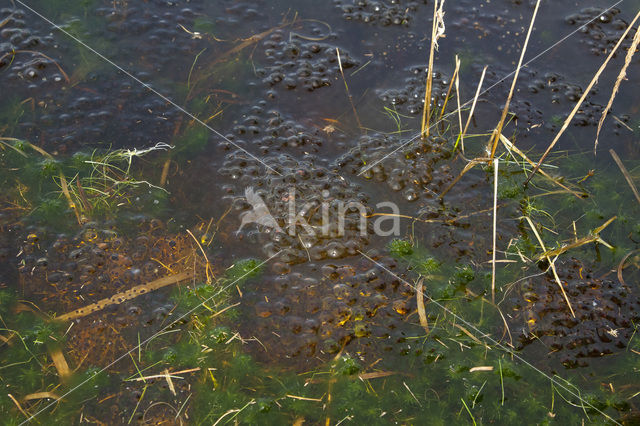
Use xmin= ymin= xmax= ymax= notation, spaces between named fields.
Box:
xmin=1 ymin=0 xmax=639 ymax=424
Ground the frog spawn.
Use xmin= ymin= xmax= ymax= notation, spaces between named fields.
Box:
xmin=337 ymin=132 xmax=506 ymax=261
xmin=17 ymin=220 xmax=202 ymax=367
xmin=335 ymin=0 xmax=428 ymax=27
xmin=377 ymin=65 xmax=451 ymax=116
xmin=253 ymin=29 xmax=359 ymax=95
xmin=511 ymin=259 xmax=640 ymax=368
xmin=564 ymin=7 xmax=635 ymax=56
xmin=220 ymin=152 xmax=371 ymax=265
xmin=20 ymin=72 xmax=181 ymax=152
xmin=0 ymin=7 xmax=65 ymax=93
xmin=240 ymin=253 xmax=417 ymax=367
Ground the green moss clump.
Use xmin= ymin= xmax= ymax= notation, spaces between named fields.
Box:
xmin=415 ymin=256 xmax=441 ymax=275
xmin=334 ymin=355 xmax=361 ymax=376
xmin=389 ymin=239 xmax=414 ymax=257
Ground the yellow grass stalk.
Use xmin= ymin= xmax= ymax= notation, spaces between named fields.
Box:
xmin=499 ymin=134 xmax=586 ymax=199
xmin=337 ymin=47 xmax=363 ymax=130
xmin=491 ymin=158 xmax=499 ymax=302
xmin=488 ymin=0 xmax=541 ymax=159
xmin=524 ymin=216 xmax=575 ymax=317
xmin=526 ymin=10 xmax=640 ymax=185
xmin=439 ymin=57 xmax=460 ymax=120
xmin=610 ymin=149 xmax=640 ymax=206
xmin=595 ymin=27 xmax=640 ymax=152
xmin=416 ymin=278 xmax=429 ymax=333
xmin=421 ymin=0 xmax=446 ymax=140
xmin=49 ymin=347 xmax=71 ymax=380
xmin=454 ymin=56 xmax=464 ymax=151
xmin=537 ymin=216 xmax=616 ymax=259
xmin=56 ymin=272 xmax=193 ymax=321
xmin=460 ymin=66 xmax=488 ymax=149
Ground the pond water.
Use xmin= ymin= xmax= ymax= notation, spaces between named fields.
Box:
xmin=1 ymin=0 xmax=639 ymax=424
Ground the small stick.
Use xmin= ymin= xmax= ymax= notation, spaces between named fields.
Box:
xmin=492 ymin=158 xmax=499 ymax=302
xmin=610 ymin=149 xmax=640 ymax=206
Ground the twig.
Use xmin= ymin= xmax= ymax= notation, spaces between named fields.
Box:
xmin=453 ymin=55 xmax=463 ymax=151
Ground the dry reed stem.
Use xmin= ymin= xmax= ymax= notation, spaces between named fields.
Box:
xmin=439 ymin=158 xmax=487 ymax=198
xmin=524 ymin=216 xmax=575 ymax=317
xmin=499 ymin=134 xmax=586 ymax=198
xmin=454 ymin=56 xmax=464 ymax=151
xmin=492 ymin=158 xmax=498 ymax=302
xmin=439 ymin=57 xmax=460 ymax=119
xmin=421 ymin=0 xmax=445 ymax=139
xmin=49 ymin=347 xmax=71 ymax=380
xmin=454 ymin=324 xmax=484 ymax=346
xmin=526 ymin=10 xmax=640 ymax=185
xmin=537 ymin=216 xmax=616 ymax=259
xmin=416 ymin=278 xmax=429 ymax=333
xmin=617 ymin=249 xmax=639 ymax=286
xmin=186 ymin=228 xmax=214 ymax=283
xmin=595 ymin=26 xmax=640 ymax=152
xmin=8 ymin=393 xmax=30 ymax=419
xmin=23 ymin=392 xmax=61 ymax=402
xmin=336 ymin=47 xmax=363 ymax=130
xmin=130 ymin=368 xmax=201 ymax=382
xmin=488 ymin=0 xmax=541 ymax=159
xmin=56 ymin=271 xmax=193 ymax=321
xmin=610 ymin=149 xmax=640 ymax=206
xmin=460 ymin=66 xmax=487 ymax=149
